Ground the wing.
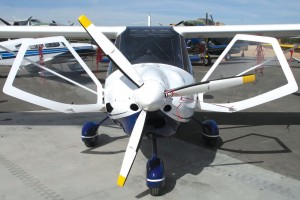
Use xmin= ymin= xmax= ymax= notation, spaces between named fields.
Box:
xmin=174 ymin=24 xmax=300 ymax=38
xmin=1 ymin=24 xmax=300 ymax=39
xmin=3 ymin=36 xmax=104 ymax=113
xmin=0 ymin=26 xmax=126 ymax=39
xmin=197 ymin=34 xmax=298 ymax=112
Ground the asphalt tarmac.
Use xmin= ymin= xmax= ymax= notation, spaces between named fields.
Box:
xmin=0 ymin=57 xmax=300 ymax=199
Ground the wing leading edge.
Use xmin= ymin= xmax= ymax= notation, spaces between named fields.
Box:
xmin=175 ymin=24 xmax=300 ymax=38
xmin=1 ymin=24 xmax=300 ymax=39
xmin=0 ymin=26 xmax=126 ymax=39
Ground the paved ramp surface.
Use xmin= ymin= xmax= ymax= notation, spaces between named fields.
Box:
xmin=0 ymin=56 xmax=300 ymax=199
xmin=0 ymin=112 xmax=299 ymax=200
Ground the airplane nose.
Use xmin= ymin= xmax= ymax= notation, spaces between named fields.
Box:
xmin=135 ymin=80 xmax=165 ymax=111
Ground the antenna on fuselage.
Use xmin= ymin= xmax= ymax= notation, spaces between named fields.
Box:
xmin=148 ymin=13 xmax=151 ymax=26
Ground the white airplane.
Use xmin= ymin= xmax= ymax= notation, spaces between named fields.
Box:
xmin=0 ymin=38 xmax=97 ymax=75
xmin=0 ymin=15 xmax=299 ymax=196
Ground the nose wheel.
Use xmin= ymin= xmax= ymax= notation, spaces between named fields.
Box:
xmin=146 ymin=134 xmax=165 ymax=196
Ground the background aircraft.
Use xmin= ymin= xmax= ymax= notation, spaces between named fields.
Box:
xmin=170 ymin=13 xmax=223 ymax=26
xmin=0 ymin=16 xmax=300 ymax=196
xmin=0 ymin=38 xmax=97 ymax=76
xmin=0 ymin=16 xmax=73 ymax=26
xmin=173 ymin=13 xmax=247 ymax=65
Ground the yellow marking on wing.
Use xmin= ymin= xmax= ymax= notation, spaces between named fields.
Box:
xmin=243 ymin=74 xmax=256 ymax=84
xmin=78 ymin=15 xmax=92 ymax=28
xmin=117 ymin=175 xmax=126 ymax=187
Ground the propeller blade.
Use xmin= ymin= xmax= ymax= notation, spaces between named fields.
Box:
xmin=210 ymin=14 xmax=214 ymax=24
xmin=117 ymin=110 xmax=147 ymax=187
xmin=0 ymin=18 xmax=11 ymax=26
xmin=165 ymin=74 xmax=255 ymax=97
xmin=78 ymin=15 xmax=144 ymax=88
xmin=25 ymin=16 xmax=33 ymax=25
xmin=175 ymin=21 xmax=184 ymax=26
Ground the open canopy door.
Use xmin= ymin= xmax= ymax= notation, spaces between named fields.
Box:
xmin=3 ymin=36 xmax=104 ymax=113
xmin=198 ymin=34 xmax=298 ymax=112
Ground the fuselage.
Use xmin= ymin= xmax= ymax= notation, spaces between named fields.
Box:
xmin=104 ymin=27 xmax=197 ymax=137
xmin=0 ymin=39 xmax=96 ymax=66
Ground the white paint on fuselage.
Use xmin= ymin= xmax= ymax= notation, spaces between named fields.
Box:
xmin=105 ymin=63 xmax=197 ymax=122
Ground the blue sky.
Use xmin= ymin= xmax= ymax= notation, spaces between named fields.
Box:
xmin=0 ymin=0 xmax=300 ymax=26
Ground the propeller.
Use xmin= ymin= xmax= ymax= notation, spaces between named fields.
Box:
xmin=77 ymin=15 xmax=256 ymax=188
xmin=78 ymin=15 xmax=144 ymax=88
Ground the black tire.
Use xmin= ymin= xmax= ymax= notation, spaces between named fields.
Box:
xmin=150 ymin=188 xmax=161 ymax=196
xmin=84 ymin=141 xmax=95 ymax=148
xmin=201 ymin=120 xmax=219 ymax=147
xmin=83 ymin=136 xmax=98 ymax=147
xmin=203 ymin=135 xmax=219 ymax=147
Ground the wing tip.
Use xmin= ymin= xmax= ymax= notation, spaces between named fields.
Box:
xmin=78 ymin=15 xmax=92 ymax=28
xmin=117 ymin=175 xmax=126 ymax=187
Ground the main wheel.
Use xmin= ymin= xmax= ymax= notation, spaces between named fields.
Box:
xmin=83 ymin=137 xmax=98 ymax=147
xmin=202 ymin=120 xmax=219 ymax=147
xmin=203 ymin=135 xmax=219 ymax=147
xmin=81 ymin=122 xmax=99 ymax=147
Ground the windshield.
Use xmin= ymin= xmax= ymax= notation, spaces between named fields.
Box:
xmin=115 ymin=27 xmax=189 ymax=69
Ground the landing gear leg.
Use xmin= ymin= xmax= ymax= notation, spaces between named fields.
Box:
xmin=146 ymin=134 xmax=165 ymax=196
xmin=81 ymin=116 xmax=109 ymax=147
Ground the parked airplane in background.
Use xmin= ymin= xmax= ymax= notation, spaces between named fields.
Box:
xmin=0 ymin=38 xmax=97 ymax=75
xmin=0 ymin=15 xmax=299 ymax=196
xmin=170 ymin=13 xmax=223 ymax=26
xmin=173 ymin=13 xmax=247 ymax=65
xmin=0 ymin=16 xmax=73 ymax=26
